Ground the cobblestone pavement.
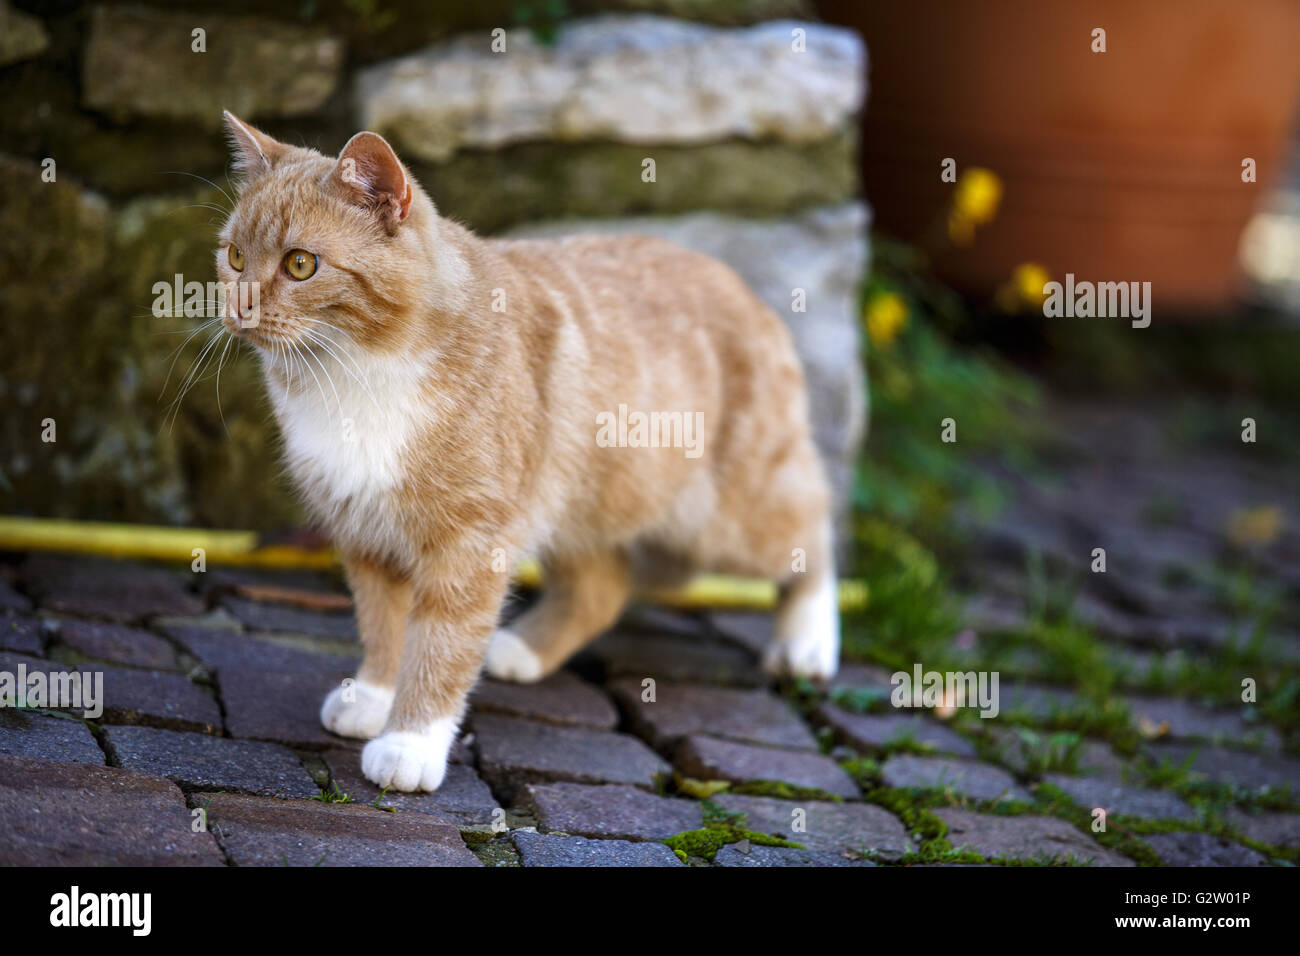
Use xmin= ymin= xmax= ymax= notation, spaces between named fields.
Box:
xmin=1 ymin=404 xmax=1297 ymax=866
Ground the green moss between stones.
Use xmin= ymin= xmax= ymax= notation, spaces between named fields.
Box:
xmin=728 ymin=779 xmax=845 ymax=802
xmin=663 ymin=824 xmax=804 ymax=864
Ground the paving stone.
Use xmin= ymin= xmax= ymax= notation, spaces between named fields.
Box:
xmin=82 ymin=663 xmax=221 ymax=733
xmin=205 ymin=566 xmax=347 ymax=603
xmin=619 ymin=605 xmax=710 ymax=640
xmin=1143 ymin=831 xmax=1268 ymax=866
xmin=473 ymin=714 xmax=670 ymax=801
xmin=935 ymin=808 xmax=1135 ymax=866
xmin=0 ymin=579 xmax=33 ymax=613
xmin=511 ymin=829 xmax=683 ymax=867
xmin=713 ymin=793 xmax=912 ymax=861
xmin=829 ymin=662 xmax=898 ymax=694
xmin=584 ymin=629 xmax=764 ymax=686
xmin=166 ymin=626 xmax=357 ymax=747
xmin=1226 ymin=809 xmax=1300 ymax=849
xmin=103 ymin=725 xmax=317 ymax=798
xmin=1000 ymin=682 xmax=1086 ymax=719
xmin=201 ymin=791 xmax=479 ymax=867
xmin=675 ymin=735 xmax=859 ymax=798
xmin=322 ymin=747 xmax=497 ymax=826
xmin=54 ymin=618 xmax=178 ymax=669
xmin=984 ymin=727 xmax=1126 ymax=781
xmin=0 ymin=614 xmax=44 ymax=656
xmin=22 ymin=554 xmax=202 ymax=623
xmin=470 ymin=670 xmax=618 ymax=730
xmin=1149 ymin=744 xmax=1300 ymax=792
xmin=527 ymin=782 xmax=702 ymax=840
xmin=817 ymin=704 xmax=976 ymax=757
xmin=0 ymin=754 xmax=224 ymax=865
xmin=218 ymin=595 xmax=358 ymax=640
xmin=708 ymin=611 xmax=773 ymax=655
xmin=879 ymin=755 xmax=1032 ymax=803
xmin=1122 ymin=695 xmax=1281 ymax=751
xmin=1040 ymin=774 xmax=1198 ymax=822
xmin=714 ymin=844 xmax=872 ymax=867
xmin=611 ymin=679 xmax=817 ymax=750
xmin=0 ymin=709 xmax=104 ymax=765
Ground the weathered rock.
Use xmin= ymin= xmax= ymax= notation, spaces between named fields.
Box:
xmin=0 ymin=709 xmax=104 ymax=765
xmin=879 ymin=755 xmax=1032 ymax=803
xmin=0 ymin=2 xmax=48 ymax=67
xmin=473 ymin=714 xmax=670 ymax=800
xmin=1143 ymin=831 xmax=1268 ymax=866
xmin=584 ymin=628 xmax=764 ymax=686
xmin=82 ymin=663 xmax=222 ymax=733
xmin=1040 ymin=774 xmax=1198 ymax=822
xmin=322 ymin=747 xmax=497 ymax=826
xmin=511 ymin=829 xmax=684 ymax=867
xmin=166 ymin=626 xmax=357 ymax=748
xmin=0 ymin=614 xmax=43 ymax=656
xmin=713 ymin=792 xmax=911 ymax=860
xmin=414 ymin=133 xmax=857 ymax=235
xmin=935 ymin=808 xmax=1134 ymax=866
xmin=471 ymin=670 xmax=619 ymax=730
xmin=82 ymin=6 xmax=343 ymax=128
xmin=55 ymin=619 xmax=178 ymax=669
xmin=527 ymin=781 xmax=702 ymax=840
xmin=0 ymin=754 xmax=224 ymax=865
xmin=817 ymin=704 xmax=976 ymax=757
xmin=675 ymin=735 xmax=859 ymax=798
xmin=708 ymin=611 xmax=773 ymax=655
xmin=359 ymin=15 xmax=864 ymax=161
xmin=508 ymin=203 xmax=869 ymax=519
xmin=983 ymin=727 xmax=1126 ymax=781
xmin=20 ymin=554 xmax=202 ymax=624
xmin=103 ymin=725 xmax=318 ymax=797
xmin=611 ymin=679 xmax=817 ymax=750
xmin=201 ymin=791 xmax=480 ymax=866
xmin=714 ymin=844 xmax=870 ymax=866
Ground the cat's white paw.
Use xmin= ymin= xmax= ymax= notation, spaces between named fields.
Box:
xmin=361 ymin=719 xmax=457 ymax=792
xmin=483 ymin=628 xmax=543 ymax=683
xmin=320 ymin=679 xmax=394 ymax=740
xmin=765 ymin=573 xmax=840 ymax=680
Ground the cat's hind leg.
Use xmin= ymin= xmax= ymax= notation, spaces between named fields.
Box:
xmin=763 ymin=519 xmax=840 ymax=681
xmin=320 ymin=555 xmax=410 ymax=739
xmin=484 ymin=548 xmax=632 ymax=683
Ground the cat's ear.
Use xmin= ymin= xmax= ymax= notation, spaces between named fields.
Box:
xmin=223 ymin=110 xmax=286 ymax=181
xmin=332 ymin=131 xmax=414 ymax=233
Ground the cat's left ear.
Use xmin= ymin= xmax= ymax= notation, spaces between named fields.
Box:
xmin=332 ymin=132 xmax=413 ymax=234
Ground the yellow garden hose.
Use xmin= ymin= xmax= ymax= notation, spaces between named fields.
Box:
xmin=0 ymin=515 xmax=868 ymax=613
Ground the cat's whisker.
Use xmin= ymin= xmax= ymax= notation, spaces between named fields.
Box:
xmin=300 ymin=326 xmax=383 ymax=414
xmin=162 ymin=326 xmax=227 ymax=433
xmin=162 ymin=171 xmax=235 ymax=210
xmin=213 ymin=333 xmax=235 ymax=434
xmin=301 ymin=338 xmax=344 ymax=422
xmin=290 ymin=339 xmax=332 ymax=425
xmin=158 ymin=318 xmax=223 ymax=401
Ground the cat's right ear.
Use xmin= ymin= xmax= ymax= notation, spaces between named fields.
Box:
xmin=222 ymin=110 xmax=285 ymax=183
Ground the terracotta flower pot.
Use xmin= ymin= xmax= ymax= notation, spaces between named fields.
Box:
xmin=820 ymin=0 xmax=1300 ymax=311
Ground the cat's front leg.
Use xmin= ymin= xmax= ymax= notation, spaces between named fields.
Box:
xmin=320 ymin=554 xmax=411 ymax=739
xmin=361 ymin=548 xmax=512 ymax=792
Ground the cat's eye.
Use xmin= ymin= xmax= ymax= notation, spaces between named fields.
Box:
xmin=283 ymin=249 xmax=318 ymax=281
xmin=228 ymin=244 xmax=245 ymax=271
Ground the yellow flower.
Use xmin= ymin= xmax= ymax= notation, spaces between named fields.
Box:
xmin=1225 ymin=505 xmax=1283 ymax=548
xmin=948 ymin=167 xmax=1003 ymax=245
xmin=864 ymin=291 xmax=908 ymax=347
xmin=995 ymin=261 xmax=1052 ymax=311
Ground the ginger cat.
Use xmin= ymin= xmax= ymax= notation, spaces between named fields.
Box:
xmin=215 ymin=112 xmax=839 ymax=792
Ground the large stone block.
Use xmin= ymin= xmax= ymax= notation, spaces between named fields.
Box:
xmin=82 ymin=5 xmax=343 ymax=128
xmin=358 ymin=15 xmax=865 ymax=161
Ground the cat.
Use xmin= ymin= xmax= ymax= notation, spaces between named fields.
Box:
xmin=215 ymin=111 xmax=840 ymax=792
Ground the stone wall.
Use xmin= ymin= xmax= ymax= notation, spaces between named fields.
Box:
xmin=0 ymin=0 xmax=869 ymax=533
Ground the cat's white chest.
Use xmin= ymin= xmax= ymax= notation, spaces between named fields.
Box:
xmin=266 ymin=347 xmax=430 ymax=556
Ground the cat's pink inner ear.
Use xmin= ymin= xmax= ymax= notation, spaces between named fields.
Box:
xmin=222 ymin=110 xmax=284 ymax=179
xmin=335 ymin=132 xmax=413 ymax=225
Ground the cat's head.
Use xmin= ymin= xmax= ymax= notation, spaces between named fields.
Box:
xmin=215 ymin=111 xmax=441 ymax=354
